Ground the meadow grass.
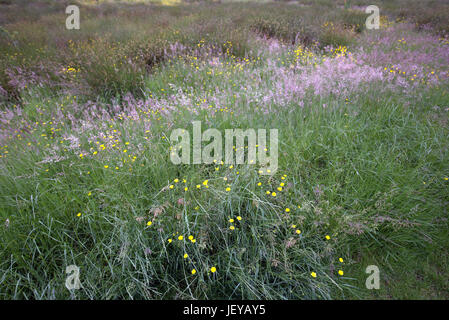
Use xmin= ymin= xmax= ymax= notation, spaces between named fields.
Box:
xmin=0 ymin=0 xmax=448 ymax=299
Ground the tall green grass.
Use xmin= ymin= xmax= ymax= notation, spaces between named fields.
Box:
xmin=0 ymin=0 xmax=448 ymax=299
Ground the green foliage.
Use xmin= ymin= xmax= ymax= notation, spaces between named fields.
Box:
xmin=0 ymin=0 xmax=448 ymax=300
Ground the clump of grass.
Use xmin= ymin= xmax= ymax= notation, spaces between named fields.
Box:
xmin=319 ymin=22 xmax=356 ymax=48
xmin=339 ymin=9 xmax=366 ymax=33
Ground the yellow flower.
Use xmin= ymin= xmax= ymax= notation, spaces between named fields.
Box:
xmin=325 ymin=235 xmax=331 ymax=240
xmin=77 ymin=212 xmax=81 ymax=217
xmin=266 ymin=191 xmax=270 ymax=194
xmin=210 ymin=267 xmax=216 ymax=273
xmin=277 ymin=187 xmax=282 ymax=191
xmin=87 ymin=192 xmax=92 ymax=196
xmin=230 ymin=225 xmax=235 ymax=230
xmin=184 ymin=187 xmax=188 ymax=191
xmin=147 ymin=221 xmax=152 ymax=226
xmin=174 ymin=178 xmax=179 ymax=183
xmin=280 ymin=182 xmax=285 ymax=187
xmin=191 ymin=269 xmax=196 ymax=275
xmin=169 ymin=185 xmax=174 ymax=189
xmin=196 ymin=184 xmax=201 ymax=189
xmin=191 ymin=239 xmax=196 ymax=243
xmin=338 ymin=270 xmax=344 ymax=276
xmin=271 ymin=192 xmax=276 ymax=197
xmin=168 ymin=238 xmax=172 ymax=243
xmin=339 ymin=257 xmax=344 ymax=263
xmin=229 ymin=218 xmax=234 ymax=223
xmin=285 ymin=208 xmax=290 ymax=213
xmin=311 ymin=272 xmax=317 ymax=278
xmin=104 ymin=165 xmax=109 ymax=169
xmin=225 ymin=187 xmax=231 ymax=192
xmin=203 ymin=180 xmax=208 ymax=186
xmin=183 ymin=253 xmax=188 ymax=259
xmin=257 ymin=182 xmax=262 ymax=186
xmin=296 ymin=229 xmax=301 ymax=234
xmin=178 ymin=235 xmax=184 ymax=240
xmin=236 ymin=216 xmax=242 ymax=221
xmin=188 ymin=235 xmax=194 ymax=240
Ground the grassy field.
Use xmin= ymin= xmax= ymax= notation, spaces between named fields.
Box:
xmin=0 ymin=0 xmax=448 ymax=299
